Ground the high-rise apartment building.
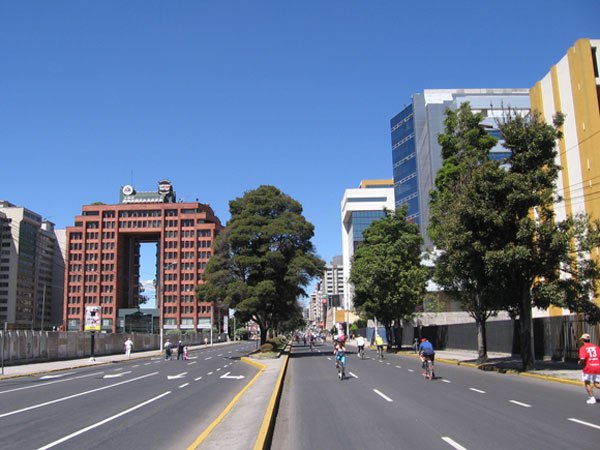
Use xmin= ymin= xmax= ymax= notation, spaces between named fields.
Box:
xmin=341 ymin=180 xmax=395 ymax=310
xmin=530 ymin=38 xmax=600 ymax=313
xmin=63 ymin=181 xmax=223 ymax=333
xmin=0 ymin=201 xmax=64 ymax=330
xmin=319 ymin=255 xmax=344 ymax=308
xmin=391 ymin=89 xmax=530 ymax=248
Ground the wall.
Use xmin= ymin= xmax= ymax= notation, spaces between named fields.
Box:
xmin=0 ymin=330 xmax=228 ymax=366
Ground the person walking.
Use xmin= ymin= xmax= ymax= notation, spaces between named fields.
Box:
xmin=164 ymin=339 xmax=173 ymax=360
xmin=124 ymin=338 xmax=133 ymax=358
xmin=177 ymin=340 xmax=185 ymax=360
xmin=184 ymin=346 xmax=189 ymax=360
xmin=578 ymin=333 xmax=600 ymax=404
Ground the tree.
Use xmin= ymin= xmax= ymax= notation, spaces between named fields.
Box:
xmin=349 ymin=206 xmax=429 ymax=349
xmin=429 ymin=102 xmax=506 ymax=363
xmin=492 ymin=111 xmax=600 ymax=370
xmin=196 ymin=185 xmax=324 ymax=345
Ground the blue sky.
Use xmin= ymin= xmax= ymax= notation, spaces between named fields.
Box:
xmin=2 ymin=1 xmax=598 ymax=305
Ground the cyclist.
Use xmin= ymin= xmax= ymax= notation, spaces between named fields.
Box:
xmin=309 ymin=333 xmax=315 ymax=351
xmin=419 ymin=338 xmax=435 ymax=378
xmin=334 ymin=335 xmax=347 ymax=378
xmin=356 ymin=335 xmax=365 ymax=358
xmin=375 ymin=334 xmax=384 ymax=359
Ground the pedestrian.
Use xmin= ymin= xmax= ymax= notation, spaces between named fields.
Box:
xmin=578 ymin=333 xmax=600 ymax=404
xmin=124 ymin=337 xmax=133 ymax=358
xmin=177 ymin=340 xmax=184 ymax=360
xmin=164 ymin=339 xmax=173 ymax=360
xmin=184 ymin=346 xmax=189 ymax=360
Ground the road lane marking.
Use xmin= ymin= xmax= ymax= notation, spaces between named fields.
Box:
xmin=187 ymin=361 xmax=197 ymax=365
xmin=568 ymin=418 xmax=600 ymax=430
xmin=386 ymin=362 xmax=390 ymax=365
xmin=0 ymin=372 xmax=159 ymax=418
xmin=179 ymin=383 xmax=189 ymax=389
xmin=37 ymin=391 xmax=171 ymax=450
xmin=442 ymin=437 xmax=468 ymax=449
xmin=132 ymin=365 xmax=139 ymax=368
xmin=469 ymin=388 xmax=486 ymax=394
xmin=442 ymin=379 xmax=451 ymax=383
xmin=395 ymin=365 xmax=402 ymax=369
xmin=39 ymin=372 xmax=75 ymax=380
xmin=348 ymin=372 xmax=358 ymax=379
xmin=205 ymin=357 xmax=212 ymax=360
xmin=103 ymin=371 xmax=132 ymax=379
xmin=373 ymin=389 xmax=393 ymax=402
xmin=220 ymin=372 xmax=245 ymax=380
xmin=144 ymin=363 xmax=151 ymax=365
xmin=407 ymin=369 xmax=414 ymax=372
xmin=0 ymin=372 xmax=104 ymax=395
xmin=194 ymin=376 xmax=203 ymax=381
xmin=113 ymin=368 xmax=123 ymax=371
xmin=327 ymin=357 xmax=332 ymax=361
xmin=207 ymin=371 xmax=214 ymax=375
xmin=218 ymin=354 xmax=223 ymax=357
xmin=509 ymin=400 xmax=531 ymax=408
xmin=216 ymin=368 xmax=221 ymax=371
xmin=167 ymin=372 xmax=187 ymax=380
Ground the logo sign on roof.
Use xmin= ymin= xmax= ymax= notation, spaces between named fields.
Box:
xmin=122 ymin=185 xmax=134 ymax=196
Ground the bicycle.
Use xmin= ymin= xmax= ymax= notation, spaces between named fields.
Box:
xmin=377 ymin=346 xmax=384 ymax=360
xmin=335 ymin=353 xmax=346 ymax=380
xmin=422 ymin=356 xmax=433 ymax=380
xmin=357 ymin=346 xmax=365 ymax=359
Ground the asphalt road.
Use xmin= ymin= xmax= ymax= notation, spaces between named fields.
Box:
xmin=0 ymin=341 xmax=258 ymax=450
xmin=272 ymin=341 xmax=600 ymax=450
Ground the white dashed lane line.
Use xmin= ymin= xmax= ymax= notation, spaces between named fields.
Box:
xmin=178 ymin=383 xmax=189 ymax=389
xmin=373 ymin=389 xmax=393 ymax=402
xmin=207 ymin=372 xmax=213 ymax=376
xmin=441 ymin=379 xmax=451 ymax=383
xmin=194 ymin=376 xmax=202 ymax=381
xmin=509 ymin=400 xmax=531 ymax=408
xmin=568 ymin=418 xmax=600 ymax=430
xmin=187 ymin=361 xmax=197 ymax=365
xmin=469 ymin=388 xmax=486 ymax=394
xmin=395 ymin=365 xmax=402 ymax=369
xmin=407 ymin=369 xmax=414 ymax=373
xmin=348 ymin=372 xmax=358 ymax=379
xmin=442 ymin=437 xmax=468 ymax=449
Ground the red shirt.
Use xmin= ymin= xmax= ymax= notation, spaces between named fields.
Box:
xmin=579 ymin=343 xmax=600 ymax=374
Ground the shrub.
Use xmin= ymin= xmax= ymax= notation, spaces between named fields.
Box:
xmin=260 ymin=342 xmax=274 ymax=353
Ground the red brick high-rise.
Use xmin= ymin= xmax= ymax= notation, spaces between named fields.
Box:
xmin=63 ymin=181 xmax=223 ymax=333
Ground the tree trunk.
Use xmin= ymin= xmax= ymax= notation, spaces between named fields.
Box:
xmin=519 ymin=290 xmax=535 ymax=371
xmin=476 ymin=318 xmax=488 ymax=364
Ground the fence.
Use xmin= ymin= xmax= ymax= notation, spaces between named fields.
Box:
xmin=0 ymin=330 xmax=228 ymax=366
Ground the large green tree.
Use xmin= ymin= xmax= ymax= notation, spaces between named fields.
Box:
xmin=429 ymin=102 xmax=507 ymax=363
xmin=349 ymin=206 xmax=428 ymax=349
xmin=196 ymin=185 xmax=324 ymax=344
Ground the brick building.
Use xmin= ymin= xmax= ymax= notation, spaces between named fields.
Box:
xmin=63 ymin=181 xmax=224 ymax=333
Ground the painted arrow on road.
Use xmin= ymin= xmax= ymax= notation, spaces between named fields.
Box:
xmin=167 ymin=372 xmax=188 ymax=380
xmin=220 ymin=372 xmax=245 ymax=380
xmin=103 ymin=371 xmax=132 ymax=379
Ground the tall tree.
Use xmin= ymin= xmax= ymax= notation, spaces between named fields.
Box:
xmin=349 ymin=206 xmax=428 ymax=349
xmin=196 ymin=185 xmax=324 ymax=344
xmin=493 ymin=111 xmax=600 ymax=370
xmin=429 ymin=102 xmax=506 ymax=363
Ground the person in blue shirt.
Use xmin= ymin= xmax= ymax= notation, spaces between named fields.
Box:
xmin=418 ymin=338 xmax=435 ymax=378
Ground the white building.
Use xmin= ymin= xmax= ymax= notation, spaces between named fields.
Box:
xmin=341 ymin=180 xmax=395 ymax=311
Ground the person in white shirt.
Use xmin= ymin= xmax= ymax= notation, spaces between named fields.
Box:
xmin=124 ymin=338 xmax=133 ymax=358
xmin=356 ymin=335 xmax=365 ymax=358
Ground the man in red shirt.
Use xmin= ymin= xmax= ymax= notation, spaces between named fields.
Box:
xmin=578 ymin=333 xmax=600 ymax=405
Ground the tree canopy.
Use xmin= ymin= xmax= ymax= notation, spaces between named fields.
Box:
xmin=195 ymin=185 xmax=324 ymax=344
xmin=349 ymin=206 xmax=428 ymax=347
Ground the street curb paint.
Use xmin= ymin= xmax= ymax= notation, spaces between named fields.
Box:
xmin=396 ymin=351 xmax=583 ymax=387
xmin=187 ymin=358 xmax=266 ymax=450
xmin=253 ymin=353 xmax=290 ymax=450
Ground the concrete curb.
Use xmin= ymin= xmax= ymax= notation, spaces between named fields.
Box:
xmin=253 ymin=348 xmax=290 ymax=450
xmin=397 ymin=351 xmax=583 ymax=386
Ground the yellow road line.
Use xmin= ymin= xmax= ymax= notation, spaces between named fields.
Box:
xmin=253 ymin=353 xmax=289 ymax=450
xmin=187 ymin=358 xmax=266 ymax=450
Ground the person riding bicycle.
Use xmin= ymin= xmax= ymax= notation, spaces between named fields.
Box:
xmin=356 ymin=335 xmax=365 ymax=358
xmin=334 ymin=335 xmax=347 ymax=375
xmin=419 ymin=338 xmax=435 ymax=377
xmin=375 ymin=334 xmax=384 ymax=358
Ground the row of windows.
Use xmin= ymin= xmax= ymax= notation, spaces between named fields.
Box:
xmin=163 ymin=305 xmax=212 ymax=314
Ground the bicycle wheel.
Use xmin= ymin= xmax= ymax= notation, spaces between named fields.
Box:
xmin=427 ymin=359 xmax=432 ymax=380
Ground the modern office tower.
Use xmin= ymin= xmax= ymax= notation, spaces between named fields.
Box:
xmin=341 ymin=180 xmax=395 ymax=310
xmin=319 ymin=255 xmax=344 ymax=308
xmin=391 ymin=89 xmax=531 ymax=248
xmin=530 ymin=38 xmax=600 ymax=313
xmin=0 ymin=201 xmax=64 ymax=330
xmin=63 ymin=181 xmax=224 ymax=333
xmin=308 ymin=291 xmax=322 ymax=325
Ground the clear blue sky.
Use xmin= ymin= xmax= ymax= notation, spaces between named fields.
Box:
xmin=2 ymin=1 xmax=598 ymax=304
